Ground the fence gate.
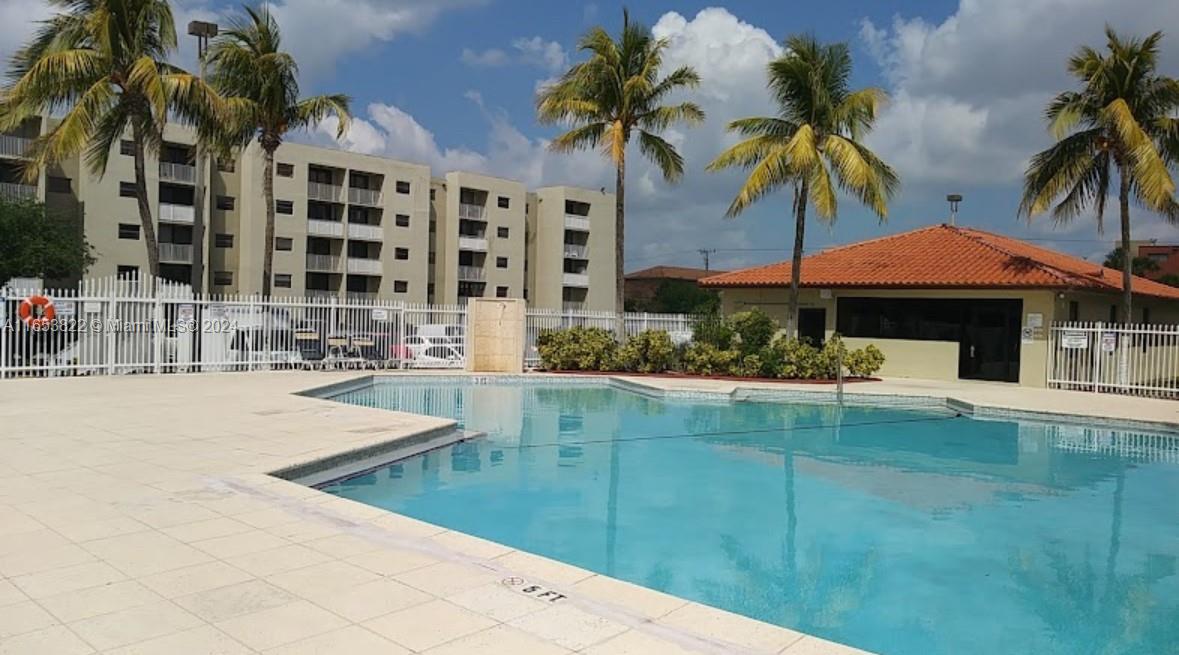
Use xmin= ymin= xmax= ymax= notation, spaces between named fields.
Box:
xmin=1047 ymin=321 xmax=1179 ymax=398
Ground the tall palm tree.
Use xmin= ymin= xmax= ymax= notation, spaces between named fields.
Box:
xmin=1020 ymin=28 xmax=1179 ymax=324
xmin=537 ymin=9 xmax=704 ymax=319
xmin=708 ymin=36 xmax=898 ymax=338
xmin=0 ymin=0 xmax=223 ymax=281
xmin=207 ymin=5 xmax=350 ymax=296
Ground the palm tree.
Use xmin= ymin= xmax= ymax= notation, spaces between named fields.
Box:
xmin=0 ymin=0 xmax=223 ymax=281
xmin=708 ymin=35 xmax=898 ymax=337
xmin=1020 ymin=28 xmax=1179 ymax=324
xmin=537 ymin=9 xmax=704 ymax=319
xmin=207 ymin=5 xmax=350 ymax=296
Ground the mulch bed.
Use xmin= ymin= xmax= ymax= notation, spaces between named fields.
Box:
xmin=540 ymin=370 xmax=881 ymax=385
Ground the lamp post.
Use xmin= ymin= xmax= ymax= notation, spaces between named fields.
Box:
xmin=188 ymin=20 xmax=218 ymax=294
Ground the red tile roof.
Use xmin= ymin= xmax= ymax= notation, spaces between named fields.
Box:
xmin=625 ymin=265 xmax=726 ymax=281
xmin=699 ymin=224 xmax=1179 ymax=300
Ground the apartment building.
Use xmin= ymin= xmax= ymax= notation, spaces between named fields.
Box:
xmin=2 ymin=118 xmax=615 ymax=309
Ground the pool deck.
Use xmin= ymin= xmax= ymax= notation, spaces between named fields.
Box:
xmin=0 ymin=371 xmax=1175 ymax=655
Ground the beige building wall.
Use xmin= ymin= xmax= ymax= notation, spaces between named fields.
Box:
xmin=434 ymin=171 xmax=526 ymax=305
xmin=526 ymin=186 xmax=616 ymax=311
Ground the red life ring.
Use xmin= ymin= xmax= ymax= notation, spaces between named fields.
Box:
xmin=18 ymin=295 xmax=55 ymax=328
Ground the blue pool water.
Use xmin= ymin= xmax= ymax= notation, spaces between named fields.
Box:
xmin=318 ymin=379 xmax=1179 ymax=655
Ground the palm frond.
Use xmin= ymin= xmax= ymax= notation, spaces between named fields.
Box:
xmin=1020 ymin=128 xmax=1105 ymax=217
xmin=637 ymin=130 xmax=684 ymax=183
xmin=548 ymin=121 xmax=608 ymax=153
xmin=1102 ymin=97 xmax=1175 ymax=208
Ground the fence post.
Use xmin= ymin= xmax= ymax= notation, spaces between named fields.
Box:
xmin=0 ymin=290 xmax=8 ymax=380
xmin=152 ymin=294 xmax=163 ymax=374
xmin=246 ymin=296 xmax=255 ymax=372
xmin=105 ymin=291 xmax=117 ymax=376
xmin=1092 ymin=322 xmax=1103 ymax=393
xmin=1117 ymin=326 xmax=1130 ymax=388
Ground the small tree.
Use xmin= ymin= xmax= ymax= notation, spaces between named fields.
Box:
xmin=1103 ymin=247 xmax=1160 ymax=278
xmin=0 ymin=198 xmax=94 ymax=284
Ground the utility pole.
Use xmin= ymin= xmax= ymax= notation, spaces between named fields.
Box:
xmin=188 ymin=20 xmax=218 ymax=294
xmin=698 ymin=248 xmax=717 ymax=270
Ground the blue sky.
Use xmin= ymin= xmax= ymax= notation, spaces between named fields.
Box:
xmin=3 ymin=0 xmax=1178 ymax=272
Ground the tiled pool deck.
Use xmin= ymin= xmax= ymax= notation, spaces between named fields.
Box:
xmin=0 ymin=371 xmax=1176 ymax=654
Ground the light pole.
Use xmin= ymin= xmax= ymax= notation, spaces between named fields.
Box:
xmin=188 ymin=20 xmax=218 ymax=294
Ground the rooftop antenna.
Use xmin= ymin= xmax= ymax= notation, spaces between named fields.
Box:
xmin=698 ymin=248 xmax=717 ymax=270
xmin=946 ymin=194 xmax=963 ymax=226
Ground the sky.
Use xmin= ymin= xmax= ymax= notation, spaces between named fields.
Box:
xmin=4 ymin=0 xmax=1179 ymax=273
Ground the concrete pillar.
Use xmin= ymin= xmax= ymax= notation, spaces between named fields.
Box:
xmin=467 ymin=298 xmax=525 ymax=373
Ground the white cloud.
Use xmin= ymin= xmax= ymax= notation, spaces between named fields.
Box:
xmin=461 ymin=47 xmax=510 ymax=67
xmin=460 ymin=36 xmax=568 ymax=73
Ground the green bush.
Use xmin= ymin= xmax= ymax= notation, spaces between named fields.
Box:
xmin=728 ymin=308 xmax=777 ymax=354
xmin=691 ymin=313 xmax=734 ymax=350
xmin=682 ymin=343 xmax=739 ymax=376
xmin=733 ymin=353 xmax=765 ymax=378
xmin=846 ymin=344 xmax=885 ymax=377
xmin=536 ymin=327 xmax=619 ymax=371
xmin=617 ymin=330 xmax=676 ymax=373
xmin=763 ymin=337 xmax=823 ymax=379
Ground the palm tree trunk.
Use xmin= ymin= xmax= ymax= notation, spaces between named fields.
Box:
xmin=1118 ymin=169 xmax=1132 ymax=324
xmin=131 ymin=124 xmax=160 ymax=283
xmin=261 ymin=145 xmax=276 ymax=297
xmin=614 ymin=153 xmax=626 ymax=336
xmin=787 ymin=180 xmax=809 ymax=339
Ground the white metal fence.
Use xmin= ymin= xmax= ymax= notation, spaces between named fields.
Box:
xmin=1047 ymin=321 xmax=1179 ymax=398
xmin=524 ymin=308 xmax=697 ymax=368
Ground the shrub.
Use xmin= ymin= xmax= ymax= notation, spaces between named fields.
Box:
xmin=733 ymin=353 xmax=765 ymax=378
xmin=536 ymin=327 xmax=619 ymax=371
xmin=682 ymin=343 xmax=739 ymax=376
xmin=764 ymin=338 xmax=822 ymax=379
xmin=692 ymin=313 xmax=734 ymax=350
xmin=728 ymin=308 xmax=777 ymax=354
xmin=846 ymin=344 xmax=885 ymax=377
xmin=617 ymin=330 xmax=676 ymax=373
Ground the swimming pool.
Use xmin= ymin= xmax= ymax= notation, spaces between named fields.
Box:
xmin=316 ymin=378 xmax=1179 ymax=655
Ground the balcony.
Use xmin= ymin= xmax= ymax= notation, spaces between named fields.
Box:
xmin=457 ymin=236 xmax=488 ymax=252
xmin=563 ymin=244 xmax=588 ymax=259
xmin=0 ymin=135 xmax=33 ymax=158
xmin=158 ymin=243 xmax=193 ymax=263
xmin=346 ymin=258 xmax=382 ymax=275
xmin=158 ymin=202 xmax=195 ymax=224
xmin=458 ymin=203 xmax=486 ymax=221
xmin=457 ymin=265 xmax=486 ymax=282
xmin=307 ymin=181 xmax=344 ymax=203
xmin=564 ymin=214 xmax=591 ymax=231
xmin=307 ymin=219 xmax=344 ymax=238
xmin=158 ymin=162 xmax=195 ymax=184
xmin=347 ymin=223 xmax=383 ymax=241
xmin=348 ymin=187 xmax=382 ymax=206
xmin=563 ymin=272 xmax=590 ymax=287
xmin=305 ymin=254 xmax=340 ymax=272
xmin=0 ymin=182 xmax=36 ymax=201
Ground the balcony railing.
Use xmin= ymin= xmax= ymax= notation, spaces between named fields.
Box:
xmin=562 ymin=302 xmax=587 ymax=312
xmin=307 ymin=219 xmax=344 ymax=238
xmin=564 ymin=214 xmax=591 ymax=231
xmin=458 ymin=203 xmax=486 ymax=221
xmin=563 ymin=272 xmax=590 ymax=287
xmin=305 ymin=289 xmax=338 ymax=299
xmin=457 ymin=236 xmax=488 ymax=252
xmin=0 ymin=182 xmax=37 ymax=200
xmin=347 ymin=223 xmax=383 ymax=241
xmin=563 ymin=244 xmax=589 ymax=259
xmin=348 ymin=187 xmax=382 ymax=206
xmin=307 ymin=181 xmax=344 ymax=203
xmin=0 ymin=135 xmax=33 ymax=158
xmin=305 ymin=254 xmax=341 ymax=272
xmin=158 ymin=202 xmax=195 ymax=224
xmin=158 ymin=243 xmax=193 ymax=263
xmin=457 ymin=265 xmax=486 ymax=281
xmin=158 ymin=162 xmax=195 ymax=184
xmin=347 ymin=258 xmax=382 ymax=275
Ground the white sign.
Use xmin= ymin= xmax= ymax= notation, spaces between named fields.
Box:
xmin=83 ymin=301 xmax=102 ymax=314
xmin=1100 ymin=333 xmax=1117 ymax=353
xmin=372 ymin=308 xmax=389 ymax=322
xmin=1061 ymin=331 xmax=1088 ymax=349
xmin=1025 ymin=313 xmax=1043 ymax=328
xmin=819 ymin=289 xmax=833 ymax=300
xmin=177 ymin=304 xmax=195 ymax=323
xmin=55 ymin=300 xmax=76 ymax=317
xmin=1021 ymin=327 xmax=1035 ymax=344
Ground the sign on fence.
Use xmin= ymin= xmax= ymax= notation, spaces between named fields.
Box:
xmin=1048 ymin=321 xmax=1179 ymax=398
xmin=1060 ymin=331 xmax=1088 ymax=349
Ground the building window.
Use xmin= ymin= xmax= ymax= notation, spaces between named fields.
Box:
xmin=276 ymin=163 xmax=294 ymax=177
xmin=428 ymin=252 xmax=435 ymax=264
xmin=395 ymin=214 xmax=410 ymax=227
xmin=274 ymin=274 xmax=292 ymax=288
xmin=213 ymin=271 xmax=233 ymax=286
xmin=1068 ymin=301 xmax=1079 ymax=322
xmin=275 ymin=237 xmax=293 ymax=251
xmin=394 ymin=280 xmax=408 ymax=293
xmin=497 ymin=226 xmax=509 ymax=239
xmin=276 ymin=200 xmax=293 ymax=214
xmin=497 ymin=196 xmax=510 ymax=209
xmin=118 ymin=223 xmax=140 ymax=240
xmin=119 ymin=181 xmax=137 ymax=197
xmin=395 ymin=180 xmax=411 ymax=194
xmin=429 ymin=188 xmax=436 ymax=200
xmin=1109 ymin=305 xmax=1118 ymax=324
xmin=120 ymin=140 xmax=134 ymax=156
xmin=496 ymin=286 xmax=508 ymax=298
xmin=394 ymin=247 xmax=409 ymax=260
xmin=496 ymin=256 xmax=508 ymax=269
xmin=117 ymin=265 xmax=139 ymax=279
xmin=47 ymin=176 xmax=71 ymax=193
xmin=216 ymin=158 xmax=235 ymax=173
xmin=215 ymin=233 xmax=234 ymax=248
xmin=216 ymin=195 xmax=235 ymax=210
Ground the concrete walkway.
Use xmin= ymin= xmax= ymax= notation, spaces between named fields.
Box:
xmin=0 ymin=372 xmax=1174 ymax=654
